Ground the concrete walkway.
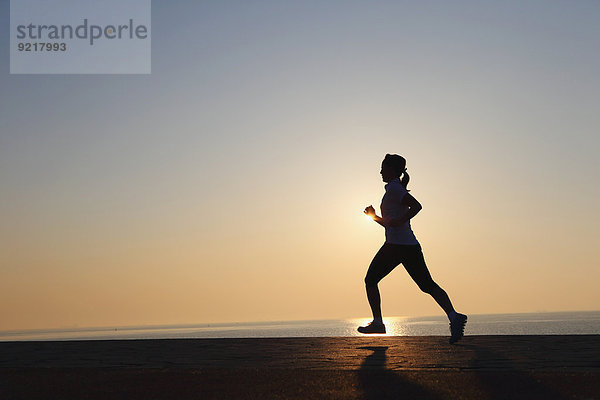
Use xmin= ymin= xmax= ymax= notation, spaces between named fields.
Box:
xmin=1 ymin=336 xmax=599 ymax=399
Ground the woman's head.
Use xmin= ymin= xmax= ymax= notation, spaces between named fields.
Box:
xmin=381 ymin=154 xmax=410 ymax=187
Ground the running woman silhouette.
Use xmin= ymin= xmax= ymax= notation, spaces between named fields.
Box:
xmin=359 ymin=154 xmax=467 ymax=344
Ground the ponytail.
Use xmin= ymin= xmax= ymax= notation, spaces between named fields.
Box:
xmin=401 ymin=169 xmax=410 ymax=188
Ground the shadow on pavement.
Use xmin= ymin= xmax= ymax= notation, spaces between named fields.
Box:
xmin=456 ymin=342 xmax=571 ymax=400
xmin=357 ymin=346 xmax=442 ymax=400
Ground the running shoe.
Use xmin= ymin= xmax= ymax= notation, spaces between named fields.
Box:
xmin=357 ymin=321 xmax=386 ymax=334
xmin=449 ymin=313 xmax=467 ymax=344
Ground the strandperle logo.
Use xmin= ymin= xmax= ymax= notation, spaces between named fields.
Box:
xmin=10 ymin=0 xmax=151 ymax=74
xmin=15 ymin=19 xmax=149 ymax=46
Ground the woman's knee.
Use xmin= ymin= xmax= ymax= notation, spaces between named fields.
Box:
xmin=364 ymin=275 xmax=380 ymax=288
xmin=418 ymin=280 xmax=439 ymax=294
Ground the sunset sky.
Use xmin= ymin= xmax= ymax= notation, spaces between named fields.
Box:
xmin=1 ymin=0 xmax=599 ymax=331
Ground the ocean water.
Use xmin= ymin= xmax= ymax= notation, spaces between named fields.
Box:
xmin=1 ymin=311 xmax=599 ymax=342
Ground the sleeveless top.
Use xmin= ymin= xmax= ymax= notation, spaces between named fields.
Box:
xmin=380 ymin=178 xmax=419 ymax=245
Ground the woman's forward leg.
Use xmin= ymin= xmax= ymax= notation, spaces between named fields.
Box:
xmin=359 ymin=244 xmax=402 ymax=333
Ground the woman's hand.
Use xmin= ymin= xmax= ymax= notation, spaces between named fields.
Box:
xmin=364 ymin=205 xmax=376 ymax=218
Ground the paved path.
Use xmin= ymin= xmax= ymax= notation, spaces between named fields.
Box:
xmin=1 ymin=335 xmax=599 ymax=370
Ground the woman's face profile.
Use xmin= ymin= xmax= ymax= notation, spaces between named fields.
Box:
xmin=380 ymin=162 xmax=397 ymax=183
